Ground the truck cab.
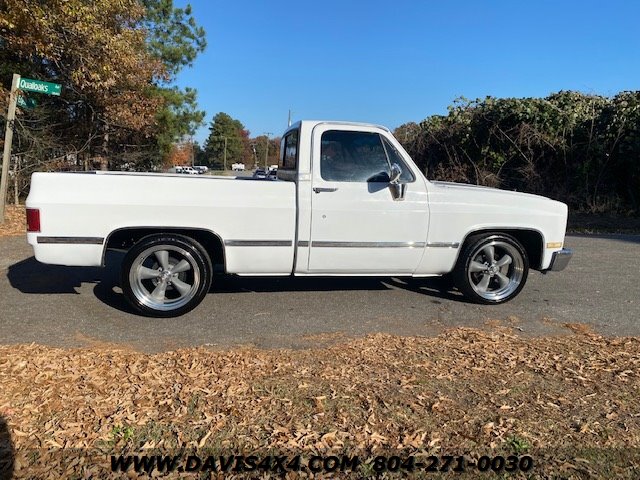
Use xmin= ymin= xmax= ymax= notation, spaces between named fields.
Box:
xmin=280 ymin=121 xmax=430 ymax=275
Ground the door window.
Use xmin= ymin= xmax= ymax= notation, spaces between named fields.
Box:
xmin=320 ymin=130 xmax=390 ymax=182
xmin=320 ymin=130 xmax=414 ymax=183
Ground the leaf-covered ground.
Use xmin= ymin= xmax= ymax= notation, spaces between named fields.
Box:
xmin=0 ymin=205 xmax=25 ymax=237
xmin=0 ymin=326 xmax=638 ymax=478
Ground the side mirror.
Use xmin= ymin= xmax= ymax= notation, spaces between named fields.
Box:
xmin=388 ymin=163 xmax=406 ymax=201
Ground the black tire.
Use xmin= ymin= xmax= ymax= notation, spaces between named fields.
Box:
xmin=437 ymin=272 xmax=456 ymax=291
xmin=121 ymin=234 xmax=212 ymax=317
xmin=453 ymin=233 xmax=529 ymax=304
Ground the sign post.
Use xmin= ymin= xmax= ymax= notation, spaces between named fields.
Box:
xmin=1 ymin=75 xmax=61 ymax=223
xmin=0 ymin=73 xmax=20 ymax=223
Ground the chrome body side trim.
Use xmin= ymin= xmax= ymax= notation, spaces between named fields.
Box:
xmin=427 ymin=242 xmax=460 ymax=248
xmin=37 ymin=236 xmax=104 ymax=245
xmin=311 ymin=241 xmax=426 ymax=248
xmin=297 ymin=240 xmax=310 ymax=247
xmin=224 ymin=240 xmax=293 ymax=247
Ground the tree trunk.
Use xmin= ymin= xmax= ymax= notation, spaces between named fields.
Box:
xmin=102 ymin=122 xmax=110 ymax=171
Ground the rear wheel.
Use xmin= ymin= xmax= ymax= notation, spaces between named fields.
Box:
xmin=453 ymin=234 xmax=529 ymax=304
xmin=121 ymin=234 xmax=212 ymax=317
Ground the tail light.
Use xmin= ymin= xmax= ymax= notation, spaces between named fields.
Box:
xmin=26 ymin=208 xmax=40 ymax=233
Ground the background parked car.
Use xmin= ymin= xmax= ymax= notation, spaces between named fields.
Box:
xmin=253 ymin=169 xmax=267 ymax=179
xmin=232 ymin=163 xmax=245 ymax=171
xmin=193 ymin=166 xmax=208 ymax=174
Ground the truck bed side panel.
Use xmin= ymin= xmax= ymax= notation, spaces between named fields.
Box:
xmin=26 ymin=172 xmax=296 ymax=274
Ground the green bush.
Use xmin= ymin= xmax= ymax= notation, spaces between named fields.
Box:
xmin=397 ymin=91 xmax=640 ymax=214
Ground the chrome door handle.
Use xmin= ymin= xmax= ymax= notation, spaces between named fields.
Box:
xmin=313 ymin=187 xmax=338 ymax=193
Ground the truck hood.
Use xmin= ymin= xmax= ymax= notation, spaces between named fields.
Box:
xmin=427 ymin=180 xmax=566 ymax=219
xmin=429 ymin=181 xmax=550 ymax=201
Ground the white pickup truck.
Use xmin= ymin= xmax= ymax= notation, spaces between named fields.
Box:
xmin=25 ymin=121 xmax=572 ymax=317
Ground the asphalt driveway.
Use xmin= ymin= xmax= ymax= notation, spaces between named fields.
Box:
xmin=1 ymin=234 xmax=638 ymax=352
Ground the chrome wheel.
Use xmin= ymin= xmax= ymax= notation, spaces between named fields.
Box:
xmin=129 ymin=244 xmax=201 ymax=312
xmin=467 ymin=239 xmax=525 ymax=302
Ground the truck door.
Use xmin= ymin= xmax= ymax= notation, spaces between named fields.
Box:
xmin=307 ymin=124 xmax=429 ymax=274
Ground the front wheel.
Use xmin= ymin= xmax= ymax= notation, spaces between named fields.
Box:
xmin=453 ymin=234 xmax=529 ymax=304
xmin=121 ymin=234 xmax=212 ymax=317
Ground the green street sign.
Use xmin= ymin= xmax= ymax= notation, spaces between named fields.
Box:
xmin=18 ymin=77 xmax=62 ymax=96
xmin=17 ymin=95 xmax=37 ymax=109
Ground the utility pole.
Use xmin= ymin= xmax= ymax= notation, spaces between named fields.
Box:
xmin=251 ymin=144 xmax=257 ymax=169
xmin=223 ymin=137 xmax=227 ymax=171
xmin=190 ymin=135 xmax=195 ymax=167
xmin=0 ymin=73 xmax=20 ymax=223
xmin=263 ymin=132 xmax=272 ymax=169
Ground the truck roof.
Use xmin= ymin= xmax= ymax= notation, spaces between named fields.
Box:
xmin=285 ymin=120 xmax=391 ymax=135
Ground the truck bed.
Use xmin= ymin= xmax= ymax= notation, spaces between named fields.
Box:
xmin=26 ymin=171 xmax=297 ymax=274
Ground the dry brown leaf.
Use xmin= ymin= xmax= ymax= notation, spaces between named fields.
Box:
xmin=0 ymin=329 xmax=639 ymax=478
